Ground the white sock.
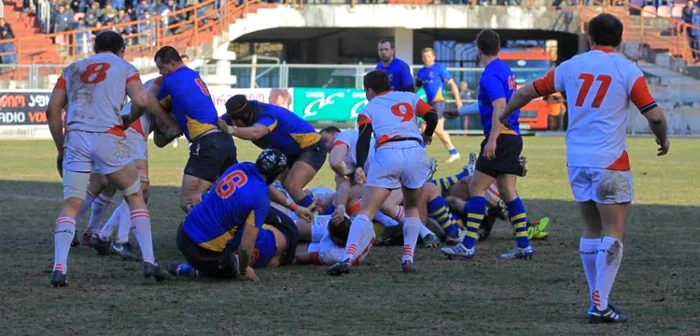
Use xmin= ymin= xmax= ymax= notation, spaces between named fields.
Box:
xmin=375 ymin=210 xmax=400 ymax=228
xmin=343 ymin=214 xmax=372 ymax=262
xmin=86 ymin=193 xmax=112 ymax=232
xmin=419 ymin=224 xmax=433 ymax=239
xmin=580 ymin=237 xmax=600 ymax=307
xmin=401 ymin=217 xmax=421 ymax=263
xmin=116 ymin=201 xmax=131 ymax=244
xmin=130 ymin=209 xmax=155 ymax=264
xmin=53 ymin=217 xmax=76 ymax=274
xmin=593 ymin=237 xmax=624 ymax=310
xmin=76 ymin=191 xmax=96 ymax=228
xmin=99 ymin=200 xmax=124 ymax=241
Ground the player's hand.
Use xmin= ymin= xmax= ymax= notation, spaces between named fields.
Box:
xmin=217 ymin=118 xmax=235 ymax=135
xmin=331 ymin=204 xmax=346 ymax=224
xmin=656 ymin=138 xmax=670 ymax=156
xmin=56 ymin=152 xmax=64 ymax=178
xmin=456 ymin=100 xmax=464 ymax=109
xmin=484 ymin=139 xmax=497 ymax=160
xmin=443 ymin=110 xmax=459 ymax=119
xmin=295 ymin=206 xmax=314 ymax=223
xmin=499 ymin=116 xmax=512 ymax=127
xmin=422 ymin=133 xmax=433 ymax=146
xmin=243 ymin=267 xmax=259 ymax=282
xmin=354 ymin=168 xmax=367 ymax=186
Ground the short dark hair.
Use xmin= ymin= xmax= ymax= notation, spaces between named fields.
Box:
xmin=588 ymin=13 xmax=623 ymax=48
xmin=94 ymin=31 xmax=125 ymax=54
xmin=180 ymin=54 xmax=189 ymax=60
xmin=154 ymin=46 xmax=183 ymax=64
xmin=320 ymin=126 xmax=341 ymax=134
xmin=378 ymin=38 xmax=395 ymax=49
xmin=363 ymin=70 xmax=391 ymax=94
xmin=476 ymin=29 xmax=500 ymax=56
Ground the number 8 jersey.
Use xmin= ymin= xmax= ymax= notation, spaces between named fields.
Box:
xmin=533 ymin=47 xmax=657 ymax=170
xmin=56 ymin=52 xmax=140 ymax=136
xmin=358 ymin=91 xmax=433 ymax=147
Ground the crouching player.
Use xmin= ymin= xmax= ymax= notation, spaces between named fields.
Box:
xmin=174 ymin=149 xmax=288 ymax=281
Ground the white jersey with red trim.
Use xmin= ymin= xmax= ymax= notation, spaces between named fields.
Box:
xmin=59 ymin=52 xmax=140 ymax=135
xmin=358 ymin=91 xmax=432 ymax=147
xmin=123 ymin=78 xmax=157 ymax=139
xmin=534 ymin=49 xmax=657 ymax=170
xmin=333 ymin=129 xmax=376 ymax=172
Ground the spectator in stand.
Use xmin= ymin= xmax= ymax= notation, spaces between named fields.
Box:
xmin=73 ymin=17 xmax=92 ymax=56
xmin=102 ymin=4 xmax=119 ymax=24
xmin=85 ymin=11 xmax=100 ymax=27
xmin=0 ymin=18 xmax=17 ymax=64
xmin=684 ymin=1 xmax=697 ymax=59
xmin=116 ymin=8 xmax=134 ymax=34
xmin=87 ymin=2 xmax=102 ymax=18
xmin=693 ymin=4 xmax=700 ymax=61
xmin=459 ymin=80 xmax=473 ymax=102
xmin=112 ymin=0 xmax=126 ymax=10
xmin=138 ymin=9 xmax=154 ymax=45
xmin=135 ymin=0 xmax=155 ymax=17
xmin=54 ymin=4 xmax=75 ymax=33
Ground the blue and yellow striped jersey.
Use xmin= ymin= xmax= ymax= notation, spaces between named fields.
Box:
xmin=156 ymin=67 xmax=218 ymax=141
xmin=182 ymin=162 xmax=269 ymax=252
xmin=244 ymin=101 xmax=321 ymax=157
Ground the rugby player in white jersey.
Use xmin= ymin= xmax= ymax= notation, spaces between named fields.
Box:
xmin=499 ymin=13 xmax=669 ymax=323
xmin=46 ymin=31 xmax=170 ymax=287
xmin=327 ymin=70 xmax=438 ymax=275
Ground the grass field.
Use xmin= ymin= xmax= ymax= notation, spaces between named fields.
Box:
xmin=1 ymin=136 xmax=699 ymax=335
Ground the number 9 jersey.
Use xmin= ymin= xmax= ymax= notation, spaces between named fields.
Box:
xmin=358 ymin=91 xmax=433 ymax=147
xmin=183 ymin=162 xmax=271 ymax=253
xmin=57 ymin=52 xmax=140 ymax=136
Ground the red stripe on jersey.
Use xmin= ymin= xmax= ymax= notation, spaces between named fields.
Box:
xmin=630 ymin=76 xmax=656 ymax=111
xmin=126 ymin=73 xmax=141 ymax=84
xmin=376 ymin=134 xmax=400 ymax=147
xmin=593 ymin=47 xmax=615 ymax=53
xmin=131 ymin=118 xmax=145 ymax=137
xmin=333 ymin=140 xmax=349 ymax=148
xmin=154 ymin=76 xmax=164 ymax=85
xmin=107 ymin=125 xmax=126 ymax=137
xmin=416 ymin=99 xmax=433 ymax=118
xmin=533 ymin=70 xmax=556 ymax=96
xmin=606 ymin=150 xmax=631 ymax=171
xmin=54 ymin=76 xmax=66 ymax=90
xmin=347 ymin=201 xmax=361 ymax=215
xmin=357 ymin=114 xmax=371 ymax=125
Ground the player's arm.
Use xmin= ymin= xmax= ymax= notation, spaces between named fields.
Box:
xmin=145 ymin=79 xmax=180 ymax=137
xmin=328 ymin=142 xmax=350 ymax=177
xmin=239 ymin=208 xmax=264 ymax=281
xmin=355 ymin=116 xmax=373 ymax=177
xmin=46 ymin=77 xmax=68 ymax=177
xmin=231 ymin=116 xmax=275 ymax=140
xmin=630 ymin=76 xmax=670 ymax=155
xmin=401 ymin=62 xmax=415 ymax=92
xmin=442 ymin=66 xmax=462 ymax=108
xmin=488 ymin=98 xmax=507 ymax=140
xmin=268 ymin=184 xmax=313 ymax=222
xmin=501 ymin=70 xmax=556 ymax=124
xmin=123 ymin=73 xmax=146 ymax=128
xmin=416 ymin=99 xmax=438 ymax=141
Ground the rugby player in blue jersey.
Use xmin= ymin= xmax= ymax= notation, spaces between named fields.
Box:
xmin=175 ymin=149 xmax=287 ymax=281
xmin=375 ymin=38 xmax=414 ymax=92
xmin=217 ymin=95 xmax=327 ymax=222
xmin=146 ymin=46 xmax=238 ymax=213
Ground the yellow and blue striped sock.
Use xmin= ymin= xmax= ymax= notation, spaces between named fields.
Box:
xmin=462 ymin=196 xmax=486 ymax=249
xmin=426 ymin=196 xmax=460 ymax=236
xmin=431 ymin=169 xmax=470 ymax=194
xmin=506 ymin=197 xmax=530 ymax=248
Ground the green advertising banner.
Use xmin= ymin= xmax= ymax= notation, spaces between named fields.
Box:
xmin=292 ymin=88 xmax=368 ymax=122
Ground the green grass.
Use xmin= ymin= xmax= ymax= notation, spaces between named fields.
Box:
xmin=1 ymin=137 xmax=699 ymax=335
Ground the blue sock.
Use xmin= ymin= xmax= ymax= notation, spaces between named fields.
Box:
xmin=297 ymin=193 xmax=317 ymax=214
xmin=455 ymin=169 xmax=470 ymax=181
xmin=506 ymin=197 xmax=530 ymax=248
xmin=448 ymin=148 xmax=458 ymax=156
xmin=462 ymin=196 xmax=486 ymax=249
xmin=324 ymin=204 xmax=336 ymax=216
xmin=426 ymin=196 xmax=460 ymax=236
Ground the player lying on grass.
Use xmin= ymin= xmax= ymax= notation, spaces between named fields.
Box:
xmin=167 ymin=205 xmax=300 ymax=277
xmin=174 ymin=149 xmax=287 ymax=282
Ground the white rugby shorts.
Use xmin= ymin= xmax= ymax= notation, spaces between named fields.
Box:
xmin=568 ymin=167 xmax=634 ymax=204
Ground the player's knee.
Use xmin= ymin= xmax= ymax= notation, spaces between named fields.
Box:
xmin=121 ymin=179 xmax=141 ymax=197
xmin=424 ymin=182 xmax=439 ymax=198
xmin=63 ymin=170 xmax=91 ymax=201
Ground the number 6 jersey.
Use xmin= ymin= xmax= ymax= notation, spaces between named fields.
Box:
xmin=56 ymin=52 xmax=140 ymax=136
xmin=533 ymin=47 xmax=657 ymax=170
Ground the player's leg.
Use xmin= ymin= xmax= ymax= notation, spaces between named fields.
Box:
xmin=85 ymin=182 xmax=116 ymax=236
xmin=112 ymin=159 xmax=149 ymax=261
xmin=588 ymin=168 xmax=633 ymax=323
xmin=97 ymin=134 xmax=168 ymax=280
xmin=283 ymin=143 xmax=327 ymax=214
xmin=431 ymin=102 xmax=459 ymax=162
xmin=75 ymin=173 xmax=107 ymax=246
xmin=578 ymin=200 xmax=602 ymax=314
xmin=495 ymin=174 xmax=533 ymax=259
xmin=423 ymin=182 xmax=463 ymax=245
xmin=51 ymin=132 xmax=92 ymax=287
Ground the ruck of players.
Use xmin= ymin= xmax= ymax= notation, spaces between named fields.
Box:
xmin=46 ymin=13 xmax=669 ymax=325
